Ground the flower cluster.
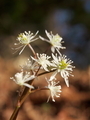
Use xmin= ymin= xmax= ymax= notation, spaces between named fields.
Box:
xmin=11 ymin=30 xmax=75 ymax=102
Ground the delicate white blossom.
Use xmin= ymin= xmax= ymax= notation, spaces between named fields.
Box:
xmin=10 ymin=71 xmax=35 ymax=89
xmin=46 ymin=78 xmax=61 ymax=102
xmin=39 ymin=30 xmax=65 ymax=53
xmin=21 ymin=58 xmax=39 ymax=73
xmin=51 ymin=53 xmax=75 ymax=87
xmin=14 ymin=31 xmax=39 ymax=55
xmin=31 ymin=53 xmax=52 ymax=71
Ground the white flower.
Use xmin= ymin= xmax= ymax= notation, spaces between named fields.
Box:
xmin=21 ymin=58 xmax=39 ymax=73
xmin=14 ymin=31 xmax=39 ymax=55
xmin=10 ymin=71 xmax=35 ymax=89
xmin=51 ymin=53 xmax=75 ymax=87
xmin=31 ymin=53 xmax=52 ymax=71
xmin=46 ymin=78 xmax=61 ymax=102
xmin=39 ymin=30 xmax=65 ymax=53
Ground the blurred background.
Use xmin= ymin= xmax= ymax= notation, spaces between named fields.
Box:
xmin=0 ymin=0 xmax=90 ymax=120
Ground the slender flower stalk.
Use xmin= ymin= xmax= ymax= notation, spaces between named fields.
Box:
xmin=39 ymin=30 xmax=65 ymax=53
xmin=28 ymin=44 xmax=36 ymax=57
xmin=51 ymin=53 xmax=75 ymax=87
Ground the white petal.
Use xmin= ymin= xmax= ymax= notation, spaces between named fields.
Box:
xmin=45 ymin=30 xmax=52 ymax=40
xmin=19 ymin=45 xmax=27 ymax=55
xmin=52 ymin=53 xmax=59 ymax=64
xmin=24 ymin=75 xmax=35 ymax=82
xmin=51 ymin=46 xmax=55 ymax=53
xmin=64 ymin=78 xmax=69 ymax=87
xmin=24 ymin=83 xmax=34 ymax=89
xmin=49 ymin=71 xmax=57 ymax=81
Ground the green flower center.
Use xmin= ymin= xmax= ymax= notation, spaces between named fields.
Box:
xmin=52 ymin=34 xmax=60 ymax=44
xmin=18 ymin=34 xmax=29 ymax=44
xmin=59 ymin=60 xmax=68 ymax=70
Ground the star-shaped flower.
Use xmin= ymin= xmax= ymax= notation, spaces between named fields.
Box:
xmin=39 ymin=30 xmax=65 ymax=53
xmin=21 ymin=58 xmax=39 ymax=74
xmin=10 ymin=71 xmax=35 ymax=89
xmin=46 ymin=78 xmax=61 ymax=102
xmin=51 ymin=53 xmax=75 ymax=87
xmin=14 ymin=31 xmax=39 ymax=55
xmin=31 ymin=53 xmax=52 ymax=71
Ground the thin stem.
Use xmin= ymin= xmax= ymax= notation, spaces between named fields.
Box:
xmin=9 ymin=87 xmax=48 ymax=120
xmin=31 ymin=87 xmax=49 ymax=93
xmin=37 ymin=69 xmax=55 ymax=76
xmin=28 ymin=44 xmax=36 ymax=57
xmin=44 ymin=45 xmax=51 ymax=53
xmin=9 ymin=89 xmax=31 ymax=120
xmin=19 ymin=89 xmax=31 ymax=105
xmin=9 ymin=104 xmax=20 ymax=120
